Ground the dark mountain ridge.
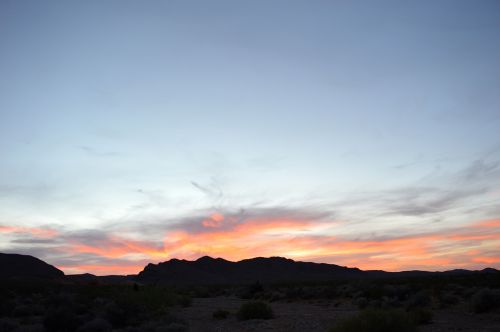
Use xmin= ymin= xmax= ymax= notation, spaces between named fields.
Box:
xmin=137 ymin=256 xmax=499 ymax=284
xmin=138 ymin=255 xmax=366 ymax=284
xmin=0 ymin=253 xmax=64 ymax=280
xmin=1 ymin=252 xmax=497 ymax=284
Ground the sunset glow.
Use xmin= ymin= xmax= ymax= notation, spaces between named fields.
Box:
xmin=2 ymin=214 xmax=498 ymax=275
xmin=1 ymin=1 xmax=499 ymax=276
xmin=0 ymin=225 xmax=58 ymax=238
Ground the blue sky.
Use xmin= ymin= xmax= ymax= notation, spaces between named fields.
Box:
xmin=1 ymin=0 xmax=500 ymax=274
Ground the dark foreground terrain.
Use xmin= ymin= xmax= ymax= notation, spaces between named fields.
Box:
xmin=0 ymin=253 xmax=499 ymax=331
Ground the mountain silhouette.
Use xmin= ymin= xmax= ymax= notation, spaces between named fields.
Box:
xmin=1 ymin=253 xmax=497 ymax=284
xmin=137 ymin=256 xmax=499 ymax=284
xmin=137 ymin=256 xmax=365 ymax=284
xmin=0 ymin=253 xmax=64 ymax=279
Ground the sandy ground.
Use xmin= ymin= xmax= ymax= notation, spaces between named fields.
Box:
xmin=173 ymin=296 xmax=500 ymax=332
xmin=419 ymin=307 xmax=500 ymax=332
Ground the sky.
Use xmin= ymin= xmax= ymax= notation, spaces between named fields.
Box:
xmin=1 ymin=0 xmax=500 ymax=275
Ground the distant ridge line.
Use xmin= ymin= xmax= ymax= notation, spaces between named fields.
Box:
xmin=0 ymin=253 xmax=497 ymax=284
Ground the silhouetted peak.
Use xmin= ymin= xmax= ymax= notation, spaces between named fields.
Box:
xmin=239 ymin=256 xmax=294 ymax=264
xmin=0 ymin=253 xmax=64 ymax=279
xmin=196 ymin=256 xmax=216 ymax=262
xmin=137 ymin=255 xmax=364 ymax=284
xmin=448 ymin=269 xmax=470 ymax=273
xmin=269 ymin=256 xmax=295 ymax=262
xmin=195 ymin=256 xmax=229 ymax=264
xmin=166 ymin=258 xmax=187 ymax=264
xmin=78 ymin=273 xmax=96 ymax=277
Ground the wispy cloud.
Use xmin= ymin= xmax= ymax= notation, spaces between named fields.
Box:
xmin=1 ymin=159 xmax=498 ymax=275
xmin=461 ymin=159 xmax=500 ymax=182
xmin=381 ymin=187 xmax=487 ymax=217
xmin=1 ymin=209 xmax=499 ymax=274
xmin=77 ymin=145 xmax=120 ymax=158
xmin=0 ymin=225 xmax=58 ymax=238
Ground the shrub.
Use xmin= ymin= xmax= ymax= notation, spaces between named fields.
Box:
xmin=46 ymin=292 xmax=76 ymax=309
xmin=250 ymin=281 xmax=264 ymax=293
xmin=405 ymin=290 xmax=431 ymax=310
xmin=43 ymin=307 xmax=81 ymax=332
xmin=212 ymin=309 xmax=230 ymax=320
xmin=104 ymin=301 xmax=142 ymax=328
xmin=76 ymin=318 xmax=112 ymax=332
xmin=330 ymin=309 xmax=416 ymax=332
xmin=0 ymin=297 xmax=14 ymax=316
xmin=355 ymin=297 xmax=368 ymax=309
xmin=471 ymin=288 xmax=500 ymax=313
xmin=393 ymin=285 xmax=411 ymax=301
xmin=284 ymin=287 xmax=304 ymax=300
xmin=408 ymin=308 xmax=433 ymax=325
xmin=267 ymin=291 xmax=285 ymax=302
xmin=322 ymin=286 xmax=338 ymax=299
xmin=337 ymin=284 xmax=355 ymax=298
xmin=240 ymin=282 xmax=265 ymax=299
xmin=177 ymin=295 xmax=192 ymax=308
xmin=162 ymin=322 xmax=188 ymax=332
xmin=361 ymin=284 xmax=385 ymax=300
xmin=237 ymin=301 xmax=274 ymax=320
xmin=440 ymin=293 xmax=460 ymax=308
xmin=0 ymin=318 xmax=18 ymax=331
xmin=12 ymin=304 xmax=32 ymax=317
xmin=139 ymin=313 xmax=187 ymax=332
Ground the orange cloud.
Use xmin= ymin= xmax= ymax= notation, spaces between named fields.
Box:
xmin=156 ymin=217 xmax=500 ymax=272
xmin=202 ymin=213 xmax=225 ymax=228
xmin=69 ymin=235 xmax=167 ymax=259
xmin=0 ymin=225 xmax=57 ymax=238
xmin=473 ymin=256 xmax=500 ymax=264
xmin=58 ymin=264 xmax=145 ymax=275
xmin=160 ymin=216 xmax=333 ymax=261
xmin=12 ymin=215 xmax=497 ymax=275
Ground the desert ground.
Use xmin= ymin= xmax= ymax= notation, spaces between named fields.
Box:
xmin=172 ymin=295 xmax=500 ymax=332
xmin=1 ymin=269 xmax=500 ymax=332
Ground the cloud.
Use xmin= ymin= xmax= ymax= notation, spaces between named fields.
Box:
xmin=156 ymin=217 xmax=500 ymax=272
xmin=164 ymin=206 xmax=334 ymax=235
xmin=1 ymin=213 xmax=499 ymax=274
xmin=10 ymin=238 xmax=56 ymax=244
xmin=1 ymin=158 xmax=499 ymax=275
xmin=0 ymin=206 xmax=336 ymax=274
xmin=77 ymin=145 xmax=120 ymax=158
xmin=191 ymin=180 xmax=223 ymax=201
xmin=0 ymin=225 xmax=58 ymax=238
xmin=0 ymin=184 xmax=53 ymax=199
xmin=461 ymin=159 xmax=500 ymax=181
xmin=383 ymin=187 xmax=487 ymax=217
xmin=333 ymin=158 xmax=500 ymax=223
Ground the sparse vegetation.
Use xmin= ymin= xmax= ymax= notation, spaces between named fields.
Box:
xmin=212 ymin=309 xmax=230 ymax=319
xmin=177 ymin=294 xmax=193 ymax=307
xmin=330 ymin=309 xmax=417 ymax=332
xmin=408 ymin=308 xmax=433 ymax=325
xmin=470 ymin=288 xmax=500 ymax=313
xmin=406 ymin=290 xmax=431 ymax=310
xmin=237 ymin=301 xmax=274 ymax=320
xmin=439 ymin=292 xmax=460 ymax=308
xmin=0 ymin=281 xmax=192 ymax=331
xmin=0 ymin=264 xmax=499 ymax=331
xmin=43 ymin=307 xmax=81 ymax=332
xmin=355 ymin=296 xmax=368 ymax=309
xmin=76 ymin=318 xmax=112 ymax=332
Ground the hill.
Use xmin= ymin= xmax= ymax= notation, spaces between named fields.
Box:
xmin=0 ymin=253 xmax=64 ymax=279
xmin=137 ymin=256 xmax=365 ymax=284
